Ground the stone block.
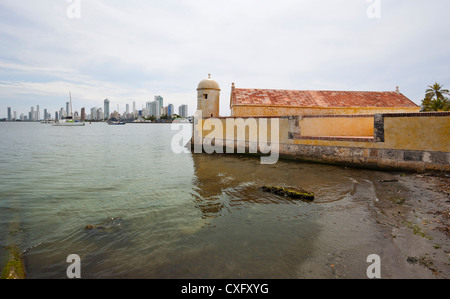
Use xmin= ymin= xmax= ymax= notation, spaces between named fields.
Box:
xmin=380 ymin=149 xmax=402 ymax=160
xmin=374 ymin=114 xmax=385 ymax=142
xmin=350 ymin=148 xmax=364 ymax=157
xmin=403 ymin=151 xmax=423 ymax=162
xmin=422 ymin=152 xmax=432 ymax=163
xmin=430 ymin=152 xmax=449 ymax=165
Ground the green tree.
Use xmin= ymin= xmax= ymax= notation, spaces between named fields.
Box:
xmin=421 ymin=82 xmax=450 ymax=111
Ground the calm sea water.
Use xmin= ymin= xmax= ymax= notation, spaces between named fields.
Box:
xmin=0 ymin=122 xmax=401 ymax=278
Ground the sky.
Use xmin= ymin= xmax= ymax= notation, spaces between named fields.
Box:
xmin=0 ymin=0 xmax=449 ymax=119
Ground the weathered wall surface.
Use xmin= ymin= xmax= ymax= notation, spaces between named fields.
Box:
xmin=197 ymin=88 xmax=220 ymax=118
xmin=297 ymin=115 xmax=374 ymax=137
xmin=193 ymin=112 xmax=450 ymax=172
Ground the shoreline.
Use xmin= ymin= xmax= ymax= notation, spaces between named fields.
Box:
xmin=371 ymin=172 xmax=449 ymax=278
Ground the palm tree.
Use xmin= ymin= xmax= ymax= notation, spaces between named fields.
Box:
xmin=421 ymin=82 xmax=450 ymax=111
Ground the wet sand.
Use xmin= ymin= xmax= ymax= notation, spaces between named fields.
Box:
xmin=371 ymin=172 xmax=449 ymax=278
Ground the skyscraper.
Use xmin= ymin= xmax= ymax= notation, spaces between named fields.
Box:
xmin=104 ymin=99 xmax=110 ymax=120
xmin=7 ymin=107 xmax=11 ymax=122
xmin=81 ymin=108 xmax=85 ymax=121
xmin=155 ymin=95 xmax=163 ymax=115
xmin=96 ymin=108 xmax=103 ymax=121
xmin=168 ymin=104 xmax=174 ymax=116
xmin=150 ymin=100 xmax=159 ymax=117
xmin=179 ymin=104 xmax=188 ymax=118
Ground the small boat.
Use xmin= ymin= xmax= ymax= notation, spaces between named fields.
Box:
xmin=52 ymin=117 xmax=85 ymax=126
xmin=52 ymin=92 xmax=85 ymax=127
xmin=107 ymin=121 xmax=126 ymax=125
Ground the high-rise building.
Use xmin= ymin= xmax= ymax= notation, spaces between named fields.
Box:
xmin=91 ymin=107 xmax=97 ymax=120
xmin=179 ymin=104 xmax=188 ymax=118
xmin=7 ymin=107 xmax=12 ymax=121
xmin=150 ymin=100 xmax=160 ymax=117
xmin=155 ymin=95 xmax=163 ymax=115
xmin=81 ymin=108 xmax=85 ymax=121
xmin=155 ymin=95 xmax=163 ymax=107
xmin=126 ymin=103 xmax=129 ymax=115
xmin=104 ymin=99 xmax=110 ymax=120
xmin=133 ymin=101 xmax=136 ymax=117
xmin=36 ymin=105 xmax=40 ymax=121
xmin=168 ymin=104 xmax=174 ymax=116
xmin=96 ymin=108 xmax=103 ymax=121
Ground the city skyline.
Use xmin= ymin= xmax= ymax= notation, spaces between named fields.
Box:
xmin=3 ymin=97 xmax=189 ymax=121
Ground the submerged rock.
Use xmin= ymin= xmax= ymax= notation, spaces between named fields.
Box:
xmin=84 ymin=217 xmax=122 ymax=231
xmin=261 ymin=185 xmax=314 ymax=201
xmin=84 ymin=224 xmax=103 ymax=230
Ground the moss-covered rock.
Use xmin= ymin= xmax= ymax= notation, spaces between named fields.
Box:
xmin=1 ymin=245 xmax=26 ymax=279
xmin=261 ymin=185 xmax=314 ymax=201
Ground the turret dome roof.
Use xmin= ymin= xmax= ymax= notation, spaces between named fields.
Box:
xmin=197 ymin=74 xmax=220 ymax=90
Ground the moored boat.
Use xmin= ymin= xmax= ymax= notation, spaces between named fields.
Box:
xmin=107 ymin=121 xmax=126 ymax=125
xmin=52 ymin=92 xmax=85 ymax=127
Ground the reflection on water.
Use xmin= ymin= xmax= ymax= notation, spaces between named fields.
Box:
xmin=0 ymin=122 xmax=399 ymax=278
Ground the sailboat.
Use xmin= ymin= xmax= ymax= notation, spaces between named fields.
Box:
xmin=52 ymin=92 xmax=85 ymax=127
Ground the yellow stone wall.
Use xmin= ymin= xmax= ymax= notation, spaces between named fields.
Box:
xmin=193 ymin=112 xmax=449 ymax=172
xmin=196 ymin=114 xmax=449 ymax=152
xmin=383 ymin=115 xmax=450 ymax=152
xmin=284 ymin=115 xmax=449 ymax=152
xmin=298 ymin=116 xmax=374 ymax=137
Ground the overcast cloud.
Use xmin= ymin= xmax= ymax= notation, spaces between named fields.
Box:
xmin=0 ymin=0 xmax=449 ymax=118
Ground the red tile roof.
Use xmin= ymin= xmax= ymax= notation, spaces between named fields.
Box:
xmin=231 ymin=88 xmax=419 ymax=108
